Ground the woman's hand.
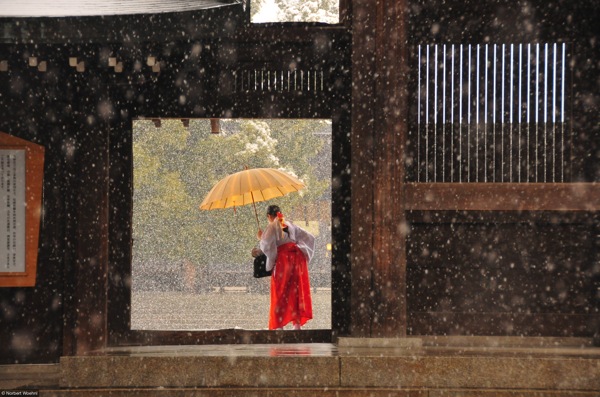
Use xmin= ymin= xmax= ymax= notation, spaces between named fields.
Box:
xmin=251 ymin=247 xmax=262 ymax=257
xmin=257 ymin=229 xmax=263 ymax=239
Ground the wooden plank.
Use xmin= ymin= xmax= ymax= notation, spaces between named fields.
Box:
xmin=409 ymin=312 xmax=599 ymax=337
xmin=406 ymin=219 xmax=597 ymax=337
xmin=405 ymin=183 xmax=600 ymax=211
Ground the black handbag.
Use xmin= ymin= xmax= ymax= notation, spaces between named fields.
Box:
xmin=253 ymin=253 xmax=272 ymax=278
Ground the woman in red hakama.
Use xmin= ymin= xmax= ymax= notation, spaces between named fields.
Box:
xmin=257 ymin=205 xmax=315 ymax=330
xmin=269 ymin=242 xmax=313 ymax=329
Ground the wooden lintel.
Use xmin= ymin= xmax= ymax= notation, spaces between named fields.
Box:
xmin=405 ymin=183 xmax=600 ymax=211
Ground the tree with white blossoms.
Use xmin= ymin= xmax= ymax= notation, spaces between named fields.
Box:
xmin=252 ymin=0 xmax=339 ymax=24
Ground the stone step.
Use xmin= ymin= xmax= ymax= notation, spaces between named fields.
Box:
xmin=57 ymin=354 xmax=600 ymax=391
xmin=0 ymin=364 xmax=60 ymax=389
xmin=57 ymin=340 xmax=600 ymax=391
xmin=27 ymin=387 xmax=600 ymax=397
xmin=2 ymin=339 xmax=599 ymax=396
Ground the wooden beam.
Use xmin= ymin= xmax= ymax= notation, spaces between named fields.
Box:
xmin=405 ymin=183 xmax=600 ymax=211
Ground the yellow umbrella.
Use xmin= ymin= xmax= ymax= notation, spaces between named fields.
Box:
xmin=199 ymin=167 xmax=306 ymax=228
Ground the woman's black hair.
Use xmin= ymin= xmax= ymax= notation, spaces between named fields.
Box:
xmin=267 ymin=204 xmax=281 ymax=217
xmin=267 ymin=204 xmax=288 ymax=235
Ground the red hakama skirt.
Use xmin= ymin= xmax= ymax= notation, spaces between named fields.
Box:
xmin=269 ymin=242 xmax=313 ymax=329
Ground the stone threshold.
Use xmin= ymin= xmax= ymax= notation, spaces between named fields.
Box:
xmin=0 ymin=363 xmax=60 ymax=389
xmin=2 ymin=338 xmax=599 ymax=394
xmin=29 ymin=387 xmax=600 ymax=397
xmin=57 ymin=338 xmax=600 ymax=391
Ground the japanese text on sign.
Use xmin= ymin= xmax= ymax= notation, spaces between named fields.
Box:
xmin=0 ymin=150 xmax=25 ymax=273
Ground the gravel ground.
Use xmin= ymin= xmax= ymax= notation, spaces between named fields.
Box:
xmin=132 ymin=289 xmax=332 ymax=330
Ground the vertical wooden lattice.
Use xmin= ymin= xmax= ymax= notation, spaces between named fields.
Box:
xmin=232 ymin=69 xmax=325 ymax=93
xmin=413 ymin=43 xmax=571 ymax=183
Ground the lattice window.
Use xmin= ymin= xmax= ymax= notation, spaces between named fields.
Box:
xmin=232 ymin=69 xmax=325 ymax=93
xmin=411 ymin=43 xmax=571 ymax=183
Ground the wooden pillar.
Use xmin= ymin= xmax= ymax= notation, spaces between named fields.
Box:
xmin=350 ymin=0 xmax=408 ymax=337
xmin=74 ymin=121 xmax=109 ymax=355
xmin=62 ymin=74 xmax=110 ymax=355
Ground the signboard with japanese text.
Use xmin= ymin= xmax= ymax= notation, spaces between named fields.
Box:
xmin=0 ymin=149 xmax=26 ymax=272
xmin=0 ymin=132 xmax=44 ymax=287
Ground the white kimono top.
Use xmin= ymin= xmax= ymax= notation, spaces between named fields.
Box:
xmin=259 ymin=220 xmax=315 ymax=272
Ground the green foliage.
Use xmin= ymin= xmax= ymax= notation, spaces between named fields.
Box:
xmin=132 ymin=119 xmax=330 ymax=269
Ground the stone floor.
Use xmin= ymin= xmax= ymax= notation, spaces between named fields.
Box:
xmin=1 ymin=337 xmax=599 ymax=396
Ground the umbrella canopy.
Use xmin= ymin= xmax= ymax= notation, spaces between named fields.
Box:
xmin=199 ymin=167 xmax=306 ymax=227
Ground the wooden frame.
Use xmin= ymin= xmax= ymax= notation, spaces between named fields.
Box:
xmin=0 ymin=132 xmax=44 ymax=287
xmin=103 ymin=18 xmax=353 ymax=346
xmin=107 ymin=117 xmax=343 ymax=347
